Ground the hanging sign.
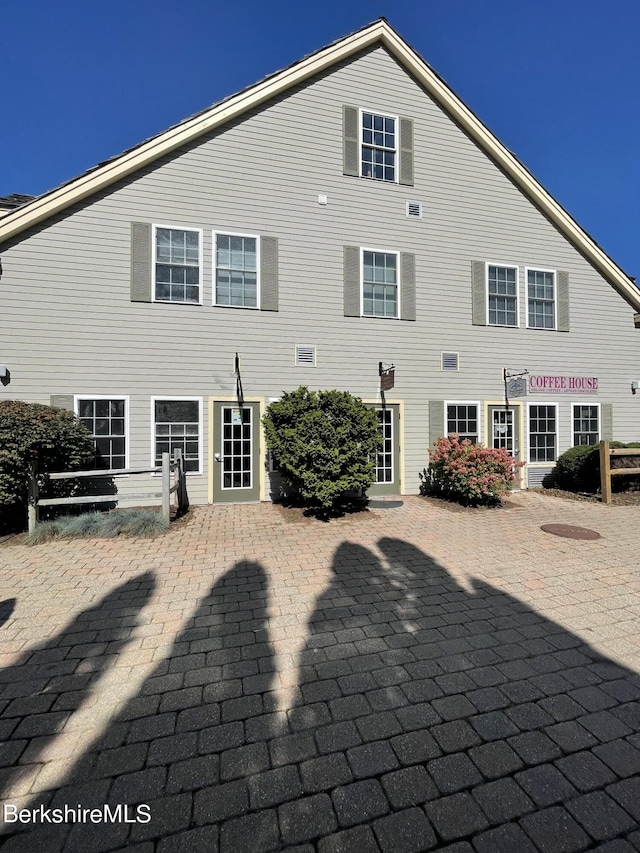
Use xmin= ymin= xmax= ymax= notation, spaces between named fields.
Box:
xmin=529 ymin=375 xmax=598 ymax=394
xmin=231 ymin=408 xmax=242 ymax=426
xmin=506 ymin=377 xmax=527 ymax=398
xmin=380 ymin=369 xmax=395 ymax=391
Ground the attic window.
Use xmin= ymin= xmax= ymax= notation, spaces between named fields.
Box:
xmin=406 ymin=201 xmax=422 ymax=219
xmin=441 ymin=352 xmax=459 ymax=371
xmin=295 ymin=345 xmax=316 ymax=367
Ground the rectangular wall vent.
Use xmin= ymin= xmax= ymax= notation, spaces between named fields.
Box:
xmin=441 ymin=352 xmax=459 ymax=371
xmin=295 ymin=345 xmax=316 ymax=367
xmin=406 ymin=201 xmax=422 ymax=219
xmin=527 ymin=467 xmax=554 ymax=488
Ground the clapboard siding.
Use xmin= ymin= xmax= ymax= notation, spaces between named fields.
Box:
xmin=1 ymin=45 xmax=639 ymax=504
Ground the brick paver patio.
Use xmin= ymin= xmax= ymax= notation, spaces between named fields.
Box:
xmin=0 ymin=491 xmax=639 ymax=851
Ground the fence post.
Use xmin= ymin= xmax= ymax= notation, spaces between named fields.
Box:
xmin=27 ymin=455 xmax=39 ymax=534
xmin=162 ymin=452 xmax=171 ymax=523
xmin=599 ymin=439 xmax=612 ymax=504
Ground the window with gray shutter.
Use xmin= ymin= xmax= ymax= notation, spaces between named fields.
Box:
xmin=471 ymin=261 xmax=487 ymax=325
xmin=399 ymin=117 xmax=414 ymax=186
xmin=260 ymin=236 xmax=279 ymax=311
xmin=429 ymin=401 xmax=445 ymax=450
xmin=400 ymin=252 xmax=416 ymax=321
xmin=131 ymin=222 xmax=152 ymax=302
xmin=557 ymin=270 xmax=570 ymax=332
xmin=344 ymin=246 xmax=360 ymax=317
xmin=343 ymin=106 xmax=359 ymax=177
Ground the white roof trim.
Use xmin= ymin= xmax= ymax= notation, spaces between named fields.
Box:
xmin=2 ymin=19 xmax=639 ymax=313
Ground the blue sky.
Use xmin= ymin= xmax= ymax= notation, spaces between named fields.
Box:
xmin=3 ymin=0 xmax=640 ymax=275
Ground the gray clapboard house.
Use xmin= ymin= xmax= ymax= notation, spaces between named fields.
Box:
xmin=1 ymin=19 xmax=639 ymax=506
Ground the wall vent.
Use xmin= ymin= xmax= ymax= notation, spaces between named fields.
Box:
xmin=527 ymin=467 xmax=554 ymax=488
xmin=441 ymin=352 xmax=459 ymax=371
xmin=406 ymin=200 xmax=422 ymax=219
xmin=295 ymin=345 xmax=316 ymax=367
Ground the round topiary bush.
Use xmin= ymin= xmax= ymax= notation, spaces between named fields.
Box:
xmin=0 ymin=401 xmax=97 ymax=533
xmin=263 ymin=387 xmax=382 ymax=511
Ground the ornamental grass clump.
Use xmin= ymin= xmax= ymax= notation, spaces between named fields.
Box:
xmin=423 ymin=434 xmax=522 ymax=506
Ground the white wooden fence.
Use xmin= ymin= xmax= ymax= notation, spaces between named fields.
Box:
xmin=27 ymin=448 xmax=188 ymax=533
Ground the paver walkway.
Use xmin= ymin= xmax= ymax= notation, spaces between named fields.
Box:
xmin=0 ymin=491 xmax=639 ymax=852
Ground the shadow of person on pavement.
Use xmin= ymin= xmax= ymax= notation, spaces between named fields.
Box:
xmin=0 ymin=572 xmax=156 ymax=811
xmin=0 ymin=561 xmax=275 ymax=853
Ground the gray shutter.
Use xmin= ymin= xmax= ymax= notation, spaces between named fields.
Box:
xmin=131 ymin=222 xmax=152 ymax=303
xmin=429 ymin=401 xmax=445 ymax=451
xmin=557 ymin=270 xmax=570 ymax=332
xmin=601 ymin=404 xmax=613 ymax=441
xmin=344 ymin=246 xmax=360 ymax=317
xmin=399 ymin=117 xmax=414 ymax=186
xmin=50 ymin=395 xmax=74 ymax=411
xmin=471 ymin=261 xmax=487 ymax=325
xmin=260 ymin=236 xmax=279 ymax=311
xmin=400 ymin=252 xmax=416 ymax=321
xmin=343 ymin=106 xmax=359 ymax=177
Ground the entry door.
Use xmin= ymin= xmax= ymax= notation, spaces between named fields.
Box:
xmin=213 ymin=402 xmax=260 ymax=503
xmin=487 ymin=405 xmax=522 ymax=488
xmin=368 ymin=405 xmax=400 ymax=496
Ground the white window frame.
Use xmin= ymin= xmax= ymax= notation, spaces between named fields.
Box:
xmin=212 ymin=230 xmax=261 ymax=310
xmin=360 ymin=247 xmax=400 ymax=319
xmin=220 ymin=404 xmax=255 ymax=491
xmin=525 ymin=267 xmax=557 ymax=331
xmin=572 ymin=402 xmax=600 ymax=447
xmin=444 ymin=400 xmax=482 ymax=444
xmin=375 ymin=406 xmax=395 ymax=485
xmin=486 ymin=262 xmax=520 ymax=328
xmin=150 ymin=396 xmax=203 ymax=476
xmin=152 ymin=224 xmax=203 ymax=306
xmin=359 ymin=108 xmax=399 ymax=184
xmin=74 ymin=395 xmax=130 ymax=471
xmin=527 ymin=401 xmax=559 ymax=464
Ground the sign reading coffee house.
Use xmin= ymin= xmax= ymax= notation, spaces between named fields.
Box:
xmin=529 ymin=375 xmax=598 ymax=394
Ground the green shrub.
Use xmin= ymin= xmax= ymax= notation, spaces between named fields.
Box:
xmin=0 ymin=400 xmax=98 ymax=533
xmin=27 ymin=509 xmax=169 ymax=544
xmin=263 ymin=387 xmax=382 ymax=510
xmin=421 ymin=434 xmax=522 ymax=506
xmin=552 ymin=445 xmax=599 ymax=492
xmin=552 ymin=441 xmax=640 ymax=493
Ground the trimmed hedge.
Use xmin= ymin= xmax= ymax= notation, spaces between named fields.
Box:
xmin=552 ymin=441 xmax=640 ymax=493
xmin=0 ymin=401 xmax=98 ymax=533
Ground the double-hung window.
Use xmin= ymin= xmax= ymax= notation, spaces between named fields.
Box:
xmin=487 ymin=265 xmax=518 ymax=327
xmin=528 ymin=404 xmax=557 ymax=462
xmin=446 ymin=403 xmax=479 ymax=443
xmin=527 ymin=269 xmax=556 ymax=329
xmin=573 ymin=404 xmax=599 ymax=446
xmin=154 ymin=226 xmax=201 ymax=304
xmin=153 ymin=399 xmax=202 ymax=473
xmin=362 ymin=250 xmax=398 ymax=318
xmin=77 ymin=397 xmax=127 ymax=470
xmin=361 ymin=111 xmax=397 ymax=182
xmin=214 ymin=233 xmax=259 ymax=308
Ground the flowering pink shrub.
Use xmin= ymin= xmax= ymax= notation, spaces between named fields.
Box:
xmin=421 ymin=434 xmax=524 ymax=506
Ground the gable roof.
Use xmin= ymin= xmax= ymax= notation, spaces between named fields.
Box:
xmin=2 ymin=18 xmax=639 ymax=318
